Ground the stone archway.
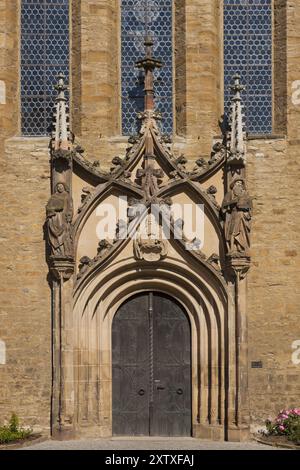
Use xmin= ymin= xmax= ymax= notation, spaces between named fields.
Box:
xmin=70 ymin=259 xmax=234 ymax=440
xmin=47 ymin=48 xmax=252 ymax=441
xmin=112 ymin=291 xmax=192 ymax=437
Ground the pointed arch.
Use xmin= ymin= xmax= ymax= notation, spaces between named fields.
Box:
xmin=72 ymin=257 xmax=229 ymax=436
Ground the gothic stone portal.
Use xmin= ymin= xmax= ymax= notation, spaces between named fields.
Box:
xmin=112 ymin=292 xmax=192 ymax=437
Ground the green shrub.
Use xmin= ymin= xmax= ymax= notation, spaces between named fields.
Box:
xmin=0 ymin=413 xmax=32 ymax=445
xmin=289 ymin=420 xmax=300 ymax=444
xmin=9 ymin=413 xmax=19 ymax=433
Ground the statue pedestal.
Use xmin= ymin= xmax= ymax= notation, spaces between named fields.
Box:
xmin=49 ymin=256 xmax=75 ymax=281
xmin=225 ymin=253 xmax=251 ymax=280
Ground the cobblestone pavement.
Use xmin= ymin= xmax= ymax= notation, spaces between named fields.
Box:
xmin=22 ymin=437 xmax=277 ymax=450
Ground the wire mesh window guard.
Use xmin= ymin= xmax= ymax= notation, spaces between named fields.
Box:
xmin=21 ymin=0 xmax=69 ymax=136
xmin=121 ymin=0 xmax=173 ymax=136
xmin=224 ymin=0 xmax=272 ymax=135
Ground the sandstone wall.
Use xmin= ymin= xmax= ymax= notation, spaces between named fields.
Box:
xmin=0 ymin=0 xmax=19 ymax=154
xmin=247 ymin=137 xmax=300 ymax=431
xmin=245 ymin=0 xmax=300 ymax=430
xmin=0 ymin=138 xmax=51 ymax=432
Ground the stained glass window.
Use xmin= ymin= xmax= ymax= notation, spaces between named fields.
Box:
xmin=224 ymin=0 xmax=272 ymax=134
xmin=121 ymin=0 xmax=173 ymax=135
xmin=21 ymin=0 xmax=69 ymax=136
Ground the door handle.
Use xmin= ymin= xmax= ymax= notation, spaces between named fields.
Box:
xmin=177 ymin=388 xmax=183 ymax=395
xmin=138 ymin=389 xmax=145 ymax=396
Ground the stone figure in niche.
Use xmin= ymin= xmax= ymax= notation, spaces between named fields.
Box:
xmin=133 ymin=213 xmax=168 ymax=262
xmin=136 ymin=164 xmax=164 ymax=201
xmin=46 ymin=182 xmax=73 ymax=257
xmin=221 ymin=177 xmax=252 ymax=256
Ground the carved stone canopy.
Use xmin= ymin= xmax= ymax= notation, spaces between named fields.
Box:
xmin=46 ymin=41 xmax=251 ymax=285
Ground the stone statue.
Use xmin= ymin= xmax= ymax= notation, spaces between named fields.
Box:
xmin=192 ymin=157 xmax=208 ymax=173
xmin=221 ymin=177 xmax=252 ymax=256
xmin=78 ymin=186 xmax=94 ymax=213
xmin=176 ymin=155 xmax=188 ymax=172
xmin=208 ymin=142 xmax=225 ymax=165
xmin=94 ymin=239 xmax=113 ymax=261
xmin=206 ymin=185 xmax=220 ymax=210
xmin=136 ymin=164 xmax=163 ymax=201
xmin=46 ymin=182 xmax=73 ymax=257
xmin=77 ymin=256 xmax=92 ymax=279
xmin=110 ymin=156 xmax=125 ymax=174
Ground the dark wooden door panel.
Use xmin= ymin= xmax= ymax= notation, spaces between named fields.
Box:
xmin=152 ymin=293 xmax=191 ymax=436
xmin=112 ymin=293 xmax=149 ymax=436
xmin=112 ymin=292 xmax=191 ymax=437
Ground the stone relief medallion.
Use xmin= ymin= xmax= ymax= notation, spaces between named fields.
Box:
xmin=133 ymin=213 xmax=168 ymax=261
xmin=133 ymin=236 xmax=168 ymax=262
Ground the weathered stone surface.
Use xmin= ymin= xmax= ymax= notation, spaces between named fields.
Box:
xmin=0 ymin=138 xmax=51 ymax=433
xmin=247 ymin=137 xmax=300 ymax=431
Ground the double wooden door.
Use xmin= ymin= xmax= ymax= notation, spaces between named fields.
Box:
xmin=112 ymin=292 xmax=191 ymax=436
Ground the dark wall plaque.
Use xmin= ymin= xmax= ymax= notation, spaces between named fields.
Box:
xmin=251 ymin=361 xmax=263 ymax=369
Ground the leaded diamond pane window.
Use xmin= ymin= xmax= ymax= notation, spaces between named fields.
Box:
xmin=121 ymin=0 xmax=173 ymax=135
xmin=21 ymin=0 xmax=69 ymax=136
xmin=224 ymin=0 xmax=272 ymax=134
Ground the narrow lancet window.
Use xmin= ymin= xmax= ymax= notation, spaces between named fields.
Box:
xmin=121 ymin=0 xmax=173 ymax=135
xmin=21 ymin=0 xmax=69 ymax=136
xmin=224 ymin=0 xmax=272 ymax=134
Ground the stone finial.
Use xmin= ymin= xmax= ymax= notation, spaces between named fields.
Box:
xmin=135 ymin=36 xmax=162 ymax=113
xmin=52 ymin=74 xmax=71 ymax=151
xmin=228 ymin=74 xmax=246 ymax=165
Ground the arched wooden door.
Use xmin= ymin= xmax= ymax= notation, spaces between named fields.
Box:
xmin=112 ymin=292 xmax=191 ymax=436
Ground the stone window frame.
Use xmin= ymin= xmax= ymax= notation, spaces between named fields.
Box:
xmin=19 ymin=0 xmax=71 ymax=137
xmin=221 ymin=0 xmax=287 ymax=138
xmin=118 ymin=1 xmax=176 ymax=138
